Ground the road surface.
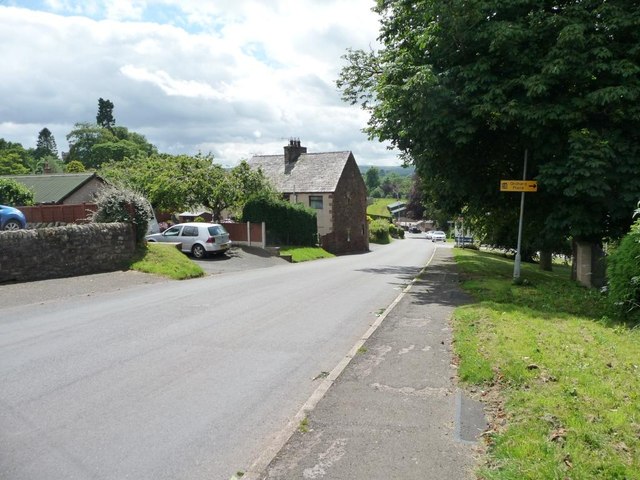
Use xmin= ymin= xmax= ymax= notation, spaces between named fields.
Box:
xmin=0 ymin=235 xmax=439 ymax=479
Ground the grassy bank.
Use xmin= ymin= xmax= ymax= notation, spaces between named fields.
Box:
xmin=279 ymin=246 xmax=334 ymax=263
xmin=453 ymin=248 xmax=640 ymax=479
xmin=366 ymin=198 xmax=400 ymax=218
xmin=130 ymin=243 xmax=205 ymax=280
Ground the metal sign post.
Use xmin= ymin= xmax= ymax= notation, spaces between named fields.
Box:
xmin=500 ymin=151 xmax=537 ymax=280
xmin=513 ymin=150 xmax=528 ymax=280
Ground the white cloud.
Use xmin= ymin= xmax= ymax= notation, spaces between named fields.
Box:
xmin=120 ymin=65 xmax=227 ymax=100
xmin=0 ymin=1 xmax=398 ymax=166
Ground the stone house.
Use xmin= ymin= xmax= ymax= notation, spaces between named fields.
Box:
xmin=248 ymin=140 xmax=369 ymax=254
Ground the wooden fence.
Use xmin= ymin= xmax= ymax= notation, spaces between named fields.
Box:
xmin=20 ymin=203 xmax=97 ymax=224
xmin=222 ymin=221 xmax=265 ymax=248
xmin=18 ymin=204 xmax=266 ymax=248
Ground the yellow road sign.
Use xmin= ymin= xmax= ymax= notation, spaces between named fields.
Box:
xmin=500 ymin=180 xmax=538 ymax=192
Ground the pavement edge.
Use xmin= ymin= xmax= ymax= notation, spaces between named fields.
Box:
xmin=239 ymin=247 xmax=439 ymax=480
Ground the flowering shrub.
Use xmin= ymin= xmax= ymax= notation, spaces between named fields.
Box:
xmin=91 ymin=186 xmax=153 ymax=243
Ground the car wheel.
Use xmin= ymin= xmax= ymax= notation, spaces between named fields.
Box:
xmin=3 ymin=220 xmax=22 ymax=231
xmin=192 ymin=244 xmax=207 ymax=259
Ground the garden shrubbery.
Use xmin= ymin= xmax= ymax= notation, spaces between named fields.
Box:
xmin=389 ymin=223 xmax=405 ymax=239
xmin=369 ymin=219 xmax=391 ymax=244
xmin=92 ymin=186 xmax=153 ymax=243
xmin=607 ymin=211 xmax=640 ymax=324
xmin=0 ymin=178 xmax=34 ymax=206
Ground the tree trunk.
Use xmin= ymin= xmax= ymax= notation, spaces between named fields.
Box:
xmin=539 ymin=250 xmax=553 ymax=271
xmin=572 ymin=239 xmax=606 ymax=288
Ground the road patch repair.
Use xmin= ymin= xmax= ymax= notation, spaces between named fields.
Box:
xmin=241 ymin=246 xmax=486 ymax=479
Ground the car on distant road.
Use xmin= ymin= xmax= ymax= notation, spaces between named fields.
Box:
xmin=431 ymin=231 xmax=447 ymax=242
xmin=0 ymin=205 xmax=27 ymax=231
xmin=409 ymin=226 xmax=421 ymax=233
xmin=145 ymin=222 xmax=231 ymax=258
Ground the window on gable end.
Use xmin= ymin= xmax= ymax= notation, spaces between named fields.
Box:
xmin=309 ymin=195 xmax=323 ymax=209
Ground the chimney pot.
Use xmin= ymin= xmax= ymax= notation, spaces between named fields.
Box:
xmin=284 ymin=138 xmax=307 ymax=167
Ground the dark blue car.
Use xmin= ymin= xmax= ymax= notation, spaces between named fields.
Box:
xmin=0 ymin=205 xmax=27 ymax=230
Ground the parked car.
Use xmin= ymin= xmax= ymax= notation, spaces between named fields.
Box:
xmin=145 ymin=222 xmax=231 ymax=258
xmin=425 ymin=230 xmax=433 ymax=240
xmin=0 ymin=205 xmax=27 ymax=231
xmin=431 ymin=231 xmax=447 ymax=242
xmin=409 ymin=226 xmax=421 ymax=234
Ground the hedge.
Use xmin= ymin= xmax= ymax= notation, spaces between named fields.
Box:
xmin=243 ymin=197 xmax=317 ymax=246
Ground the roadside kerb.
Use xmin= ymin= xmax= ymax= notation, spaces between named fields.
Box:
xmin=240 ymin=247 xmax=438 ymax=480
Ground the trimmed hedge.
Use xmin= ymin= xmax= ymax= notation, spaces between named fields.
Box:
xmin=369 ymin=219 xmax=391 ymax=244
xmin=243 ymin=197 xmax=317 ymax=246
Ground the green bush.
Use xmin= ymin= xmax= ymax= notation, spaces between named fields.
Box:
xmin=243 ymin=196 xmax=317 ymax=246
xmin=607 ymin=217 xmax=640 ymax=323
xmin=0 ymin=178 xmax=34 ymax=206
xmin=369 ymin=219 xmax=391 ymax=244
xmin=91 ymin=186 xmax=153 ymax=243
xmin=389 ymin=223 xmax=405 ymax=239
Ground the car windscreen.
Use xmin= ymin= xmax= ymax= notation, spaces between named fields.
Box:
xmin=208 ymin=225 xmax=228 ymax=236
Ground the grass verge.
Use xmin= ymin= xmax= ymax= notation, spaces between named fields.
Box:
xmin=279 ymin=246 xmax=334 ymax=263
xmin=366 ymin=198 xmax=402 ymax=218
xmin=129 ymin=243 xmax=205 ymax=280
xmin=453 ymin=248 xmax=640 ymax=480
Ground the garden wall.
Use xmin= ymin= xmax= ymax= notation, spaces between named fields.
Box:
xmin=0 ymin=223 xmax=136 ymax=283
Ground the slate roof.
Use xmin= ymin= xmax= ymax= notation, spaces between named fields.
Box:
xmin=248 ymin=151 xmax=352 ymax=193
xmin=387 ymin=201 xmax=407 ymax=215
xmin=2 ymin=173 xmax=100 ymax=204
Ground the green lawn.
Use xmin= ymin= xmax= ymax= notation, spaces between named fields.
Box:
xmin=367 ymin=198 xmax=404 ymax=218
xmin=453 ymin=248 xmax=640 ymax=479
xmin=129 ymin=242 xmax=205 ymax=280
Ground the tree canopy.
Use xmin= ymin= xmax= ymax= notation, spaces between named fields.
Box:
xmin=66 ymin=122 xmax=157 ymax=169
xmin=0 ymin=139 xmax=31 ymax=175
xmin=34 ymin=128 xmax=58 ymax=159
xmin=0 ymin=178 xmax=34 ymax=205
xmin=338 ymin=0 xmax=640 ymax=248
xmin=100 ymin=154 xmax=276 ymax=218
xmin=97 ymin=98 xmax=115 ymax=129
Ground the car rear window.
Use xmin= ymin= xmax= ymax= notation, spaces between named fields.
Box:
xmin=208 ymin=225 xmax=228 ymax=236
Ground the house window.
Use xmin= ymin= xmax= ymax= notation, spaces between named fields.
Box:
xmin=309 ymin=195 xmax=323 ymax=209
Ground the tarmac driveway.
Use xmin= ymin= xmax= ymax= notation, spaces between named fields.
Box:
xmin=1 ymin=246 xmax=288 ymax=309
xmin=191 ymin=245 xmax=289 ymax=275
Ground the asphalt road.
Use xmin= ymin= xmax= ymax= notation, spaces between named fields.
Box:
xmin=0 ymin=234 xmax=439 ymax=479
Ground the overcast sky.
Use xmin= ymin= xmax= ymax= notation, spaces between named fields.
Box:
xmin=0 ymin=0 xmax=401 ymax=167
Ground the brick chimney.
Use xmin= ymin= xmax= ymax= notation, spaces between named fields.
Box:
xmin=284 ymin=138 xmax=307 ymax=165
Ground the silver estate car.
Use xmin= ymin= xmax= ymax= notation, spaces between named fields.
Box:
xmin=145 ymin=222 xmax=231 ymax=258
xmin=431 ymin=230 xmax=447 ymax=242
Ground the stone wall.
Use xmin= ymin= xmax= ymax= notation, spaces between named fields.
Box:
xmin=0 ymin=223 xmax=136 ymax=283
xmin=324 ymin=154 xmax=369 ymax=254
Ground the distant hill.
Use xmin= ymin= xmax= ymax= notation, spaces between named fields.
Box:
xmin=359 ymin=165 xmax=415 ymax=177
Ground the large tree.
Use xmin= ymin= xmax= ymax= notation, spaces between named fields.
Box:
xmin=66 ymin=122 xmax=157 ymax=169
xmin=365 ymin=166 xmax=381 ymax=192
xmin=338 ymin=0 xmax=640 ymax=252
xmin=34 ymin=128 xmax=58 ymax=159
xmin=0 ymin=139 xmax=30 ymax=175
xmin=96 ymin=98 xmax=115 ymax=130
